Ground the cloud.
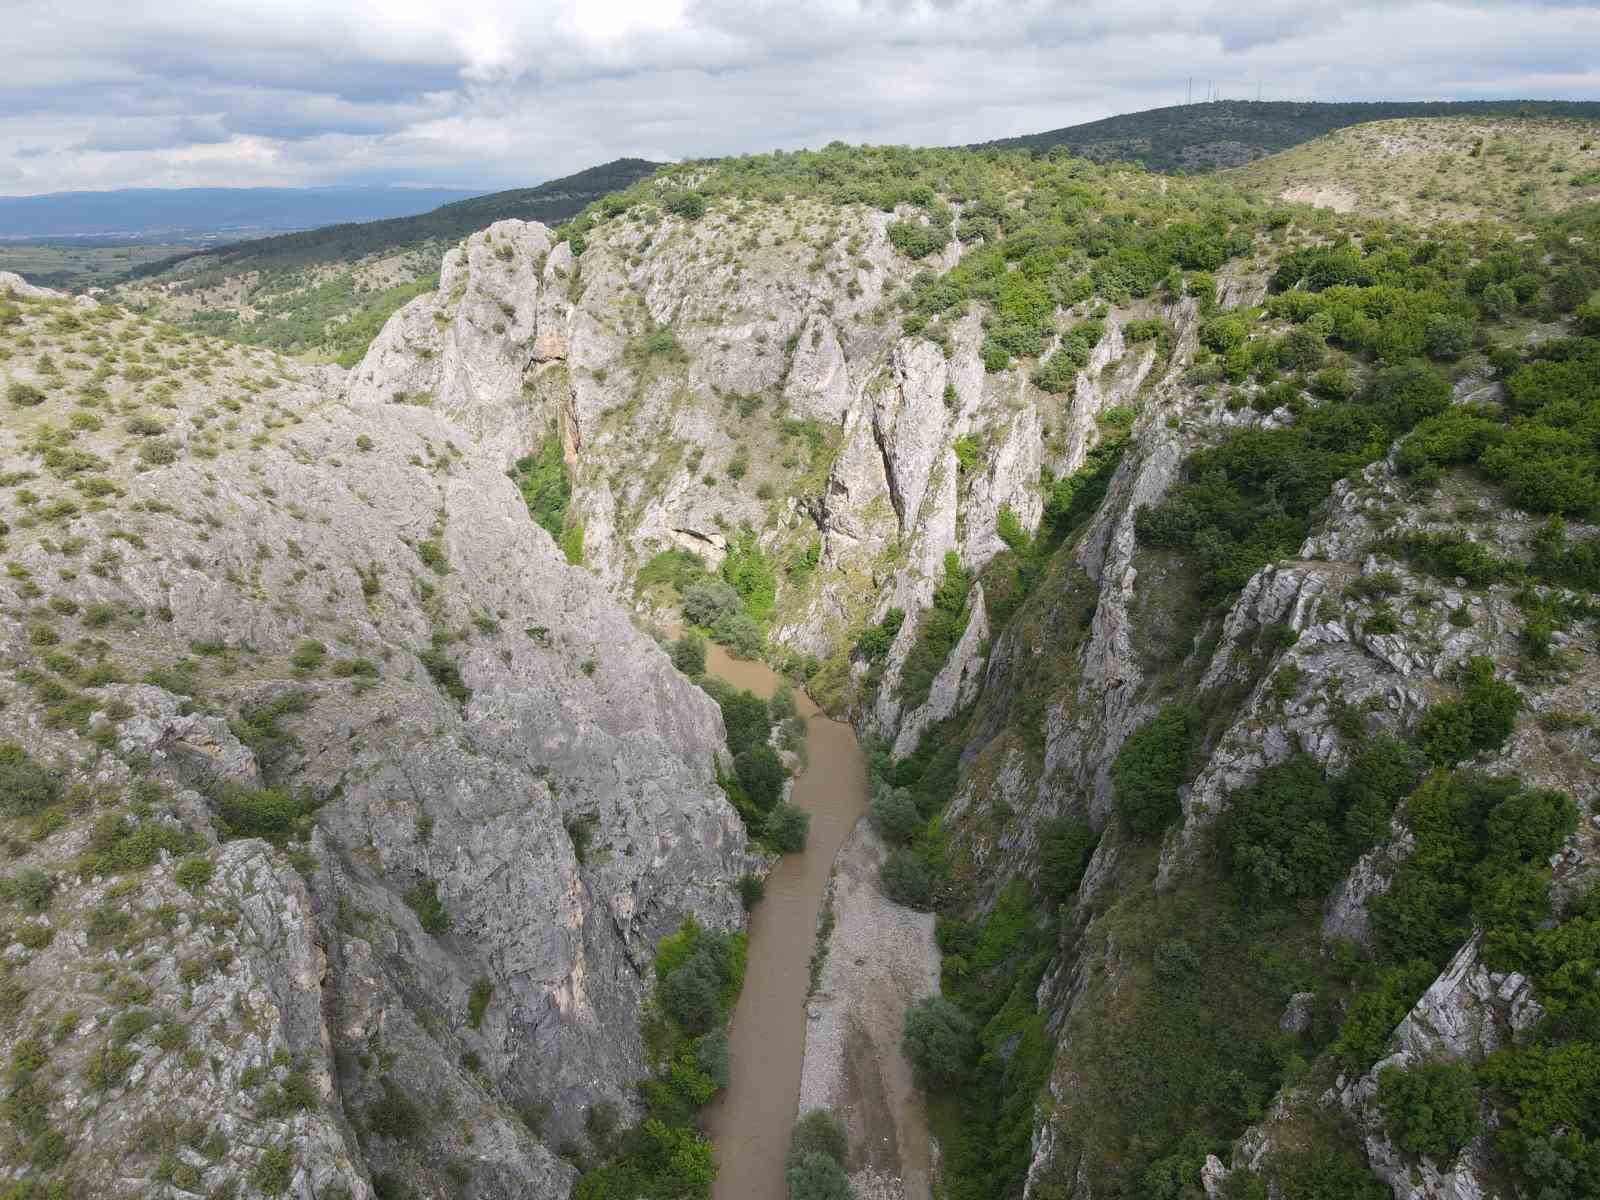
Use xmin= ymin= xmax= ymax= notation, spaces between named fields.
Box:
xmin=2 ymin=0 xmax=1597 ymax=193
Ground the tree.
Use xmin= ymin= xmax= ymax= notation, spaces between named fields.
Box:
xmin=735 ymin=746 xmax=786 ymax=812
xmin=1377 ymin=1061 xmax=1480 ymax=1161
xmin=880 ymin=848 xmax=932 ymax=908
xmin=1112 ymin=707 xmax=1193 ymax=837
xmin=682 ymin=579 xmax=741 ymax=627
xmin=0 ymin=743 xmax=63 ymax=817
xmin=664 ymin=191 xmax=707 ymax=220
xmin=1038 ymin=817 xmax=1097 ymax=901
xmin=902 ymin=997 xmax=977 ymax=1086
xmin=670 ymin=633 xmax=706 ymax=676
xmin=785 ymin=1151 xmax=850 ymax=1200
xmin=1417 ymin=657 xmax=1521 ymax=764
xmin=787 ymin=1110 xmax=849 ymax=1170
xmin=869 ymin=786 xmax=922 ymax=845
xmin=765 ymin=803 xmax=810 ymax=853
xmin=658 ymin=947 xmax=725 ymax=1036
xmin=1423 ymin=314 xmax=1473 ymax=362
xmin=695 ymin=1029 xmax=730 ymax=1089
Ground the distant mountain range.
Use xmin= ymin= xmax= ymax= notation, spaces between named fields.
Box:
xmin=131 ymin=158 xmax=661 ymax=278
xmin=0 ymin=185 xmax=490 ymax=241
xmin=976 ymin=99 xmax=1600 ymax=172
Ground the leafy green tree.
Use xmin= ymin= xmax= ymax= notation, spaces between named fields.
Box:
xmin=663 ymin=191 xmax=707 ymax=220
xmin=880 ymin=848 xmax=932 ymax=908
xmin=1377 ymin=1061 xmax=1480 ymax=1160
xmin=670 ymin=633 xmax=706 ymax=677
xmin=1112 ymin=707 xmax=1193 ymax=837
xmin=787 ymin=1110 xmax=849 ymax=1170
xmin=869 ymin=786 xmax=922 ymax=845
xmin=902 ymin=997 xmax=977 ymax=1086
xmin=1037 ymin=817 xmax=1097 ymax=901
xmin=0 ymin=743 xmax=63 ymax=817
xmin=1416 ymin=657 xmax=1521 ymax=765
xmin=1423 ymin=313 xmax=1474 ymax=361
xmin=764 ymin=803 xmax=810 ymax=853
xmin=734 ymin=746 xmax=786 ymax=812
xmin=785 ymin=1151 xmax=851 ymax=1200
xmin=683 ymin=580 xmax=742 ymax=627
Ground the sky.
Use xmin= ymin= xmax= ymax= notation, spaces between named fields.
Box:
xmin=3 ymin=0 xmax=1598 ymax=195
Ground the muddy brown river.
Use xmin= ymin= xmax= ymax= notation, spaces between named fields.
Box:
xmin=700 ymin=643 xmax=870 ymax=1200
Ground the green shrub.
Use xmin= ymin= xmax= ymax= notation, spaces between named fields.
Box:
xmin=670 ymin=633 xmax=706 ymax=676
xmin=1423 ymin=313 xmax=1474 ymax=361
xmin=888 ymin=221 xmax=951 ymax=259
xmin=419 ymin=636 xmax=470 ymax=705
xmin=1332 ymin=959 xmax=1440 ymax=1074
xmin=896 ymin=552 xmax=971 ymax=710
xmin=1037 ymin=817 xmax=1097 ymax=901
xmin=467 ymin=978 xmax=492 ymax=1029
xmin=719 ymin=531 xmax=776 ymax=624
xmin=764 ymin=803 xmax=810 ymax=853
xmin=1377 ymin=1060 xmax=1480 ymax=1160
xmin=213 ymin=784 xmax=308 ymax=846
xmin=663 ymin=191 xmax=707 ymax=220
xmin=880 ymin=847 xmax=932 ymax=908
xmin=7 ymin=381 xmax=46 ymax=407
xmin=656 ymin=923 xmax=742 ymax=1037
xmin=1368 ymin=773 xmax=1576 ymax=967
xmin=289 ymin=639 xmax=326 ymax=673
xmin=138 ymin=438 xmax=179 ymax=466
xmin=787 ymin=1109 xmax=849 ymax=1170
xmin=737 ymin=873 xmax=766 ymax=910
xmin=1416 ymin=657 xmax=1522 ymax=765
xmin=0 ymin=743 xmax=64 ymax=817
xmin=1219 ymin=756 xmax=1350 ymax=903
xmin=869 ymin=786 xmax=922 ymax=845
xmin=173 ymin=856 xmax=215 ymax=893
xmin=785 ymin=1151 xmax=850 ymax=1200
xmin=682 ymin=579 xmax=741 ymax=627
xmin=367 ymin=1077 xmax=423 ymax=1142
xmin=0 ymin=870 xmax=54 ymax=912
xmin=230 ymin=690 xmax=312 ymax=775
xmin=734 ymin=746 xmax=785 ymax=813
xmin=403 ymin=879 xmax=451 ymax=935
xmin=1111 ymin=706 xmax=1193 ymax=838
xmin=903 ymin=996 xmax=977 ymax=1086
xmin=854 ymin=609 xmax=904 ymax=663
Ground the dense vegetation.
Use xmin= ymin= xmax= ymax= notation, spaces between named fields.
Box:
xmin=574 ymin=920 xmax=744 ymax=1199
xmin=1138 ymin=203 xmax=1600 ymax=603
xmin=976 ymin=99 xmax=1600 ymax=172
xmin=183 ymin=270 xmax=437 ymax=367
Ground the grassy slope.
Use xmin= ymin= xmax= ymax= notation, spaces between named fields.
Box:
xmin=976 ymin=99 xmax=1600 ymax=173
xmin=1229 ymin=115 xmax=1600 ymax=223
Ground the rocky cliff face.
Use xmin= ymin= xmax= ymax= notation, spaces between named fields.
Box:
xmin=0 ymin=277 xmax=749 ymax=1197
xmin=346 ymin=208 xmax=1157 ymax=747
xmin=341 ymin=187 xmax=1599 ymax=1200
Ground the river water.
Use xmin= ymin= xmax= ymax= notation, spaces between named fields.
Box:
xmin=700 ymin=643 xmax=870 ymax=1200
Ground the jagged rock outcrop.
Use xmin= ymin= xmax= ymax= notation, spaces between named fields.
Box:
xmin=0 ymin=277 xmax=749 ymax=1197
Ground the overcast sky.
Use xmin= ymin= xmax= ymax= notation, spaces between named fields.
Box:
xmin=3 ymin=0 xmax=1597 ymax=195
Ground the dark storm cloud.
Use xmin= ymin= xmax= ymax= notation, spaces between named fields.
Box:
xmin=1 ymin=0 xmax=1595 ymax=193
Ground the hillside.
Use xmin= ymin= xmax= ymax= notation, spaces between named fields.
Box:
xmin=977 ymin=98 xmax=1600 ymax=172
xmin=1230 ymin=115 xmax=1600 ymax=223
xmin=4 ymin=127 xmax=1599 ymax=1200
